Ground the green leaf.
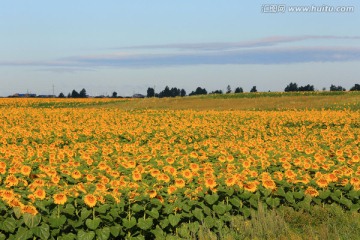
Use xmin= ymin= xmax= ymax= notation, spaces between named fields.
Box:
xmin=131 ymin=204 xmax=143 ymax=213
xmin=137 ymin=218 xmax=153 ymax=230
xmin=204 ymin=216 xmax=215 ymax=229
xmin=109 ymin=209 xmax=120 ymax=218
xmin=160 ymin=218 xmax=169 ymax=229
xmin=204 ymin=194 xmax=219 ymax=205
xmin=192 ymin=208 xmax=204 ymax=221
xmin=285 ymin=192 xmax=295 ymax=204
xmin=77 ymin=230 xmax=95 ymax=240
xmin=13 ymin=207 xmax=22 ymax=219
xmin=95 ymin=227 xmax=110 ymax=240
xmin=249 ymin=197 xmax=258 ymax=208
xmin=67 ymin=218 xmax=84 ymax=228
xmin=168 ymin=214 xmax=181 ymax=227
xmin=110 ymin=224 xmax=121 ymax=237
xmin=32 ymin=223 xmax=50 ymax=240
xmin=275 ymin=187 xmax=286 ymax=197
xmin=151 ymin=226 xmax=165 ymax=239
xmin=59 ymin=233 xmax=76 ymax=240
xmin=319 ymin=190 xmax=331 ymax=200
xmin=0 ymin=233 xmax=6 ymax=240
xmin=49 ymin=215 xmax=67 ymax=228
xmin=145 ymin=209 xmax=159 ymax=219
xmin=240 ymin=207 xmax=251 ymax=218
xmin=80 ymin=209 xmax=92 ymax=220
xmin=266 ymin=197 xmax=280 ymax=208
xmin=229 ymin=196 xmax=242 ymax=207
xmin=240 ymin=191 xmax=252 ymax=200
xmin=15 ymin=226 xmax=33 ymax=240
xmin=1 ymin=217 xmax=17 ymax=233
xmin=213 ymin=203 xmax=227 ymax=215
xmin=86 ymin=218 xmax=101 ymax=230
xmin=188 ymin=222 xmax=199 ymax=233
xmin=62 ymin=204 xmax=75 ymax=215
xmin=122 ymin=217 xmax=137 ymax=229
xmin=96 ymin=204 xmax=110 ymax=214
xmin=293 ymin=191 xmax=304 ymax=200
xmin=23 ymin=213 xmax=41 ymax=228
xmin=339 ymin=197 xmax=352 ymax=209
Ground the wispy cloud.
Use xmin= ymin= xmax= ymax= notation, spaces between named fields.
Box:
xmin=1 ymin=35 xmax=360 ymax=69
xmin=69 ymin=46 xmax=360 ymax=67
xmin=118 ymin=35 xmax=360 ymax=51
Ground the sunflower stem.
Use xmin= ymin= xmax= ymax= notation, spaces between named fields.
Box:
xmin=57 ymin=205 xmax=60 ymax=218
xmin=93 ymin=207 xmax=95 ymax=220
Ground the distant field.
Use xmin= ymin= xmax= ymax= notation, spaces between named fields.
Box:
xmin=99 ymin=91 xmax=360 ymax=111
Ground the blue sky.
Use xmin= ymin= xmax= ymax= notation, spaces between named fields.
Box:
xmin=0 ymin=1 xmax=359 ymax=96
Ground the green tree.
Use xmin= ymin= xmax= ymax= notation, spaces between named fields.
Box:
xmin=250 ymin=86 xmax=257 ymax=93
xmin=147 ymin=87 xmax=155 ymax=97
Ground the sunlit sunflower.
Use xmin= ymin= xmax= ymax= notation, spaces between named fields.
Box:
xmin=84 ymin=194 xmax=97 ymax=208
xmin=204 ymin=178 xmax=217 ymax=189
xmin=316 ymin=177 xmax=329 ymax=188
xmin=174 ymin=178 xmax=186 ymax=188
xmin=147 ymin=190 xmax=157 ymax=198
xmin=53 ymin=193 xmax=67 ymax=205
xmin=34 ymin=188 xmax=46 ymax=200
xmin=22 ymin=205 xmax=38 ymax=216
xmin=167 ymin=185 xmax=177 ymax=194
xmin=243 ymin=182 xmax=257 ymax=193
xmin=304 ymin=186 xmax=319 ymax=197
xmin=20 ymin=165 xmax=31 ymax=176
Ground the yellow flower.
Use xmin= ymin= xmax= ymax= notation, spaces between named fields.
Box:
xmin=53 ymin=193 xmax=67 ymax=205
xmin=84 ymin=194 xmax=97 ymax=208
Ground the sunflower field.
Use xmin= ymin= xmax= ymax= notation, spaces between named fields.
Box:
xmin=0 ymin=98 xmax=359 ymax=239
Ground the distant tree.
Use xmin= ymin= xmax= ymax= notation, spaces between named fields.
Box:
xmin=284 ymin=82 xmax=298 ymax=92
xmin=71 ymin=90 xmax=79 ymax=98
xmin=250 ymin=86 xmax=257 ymax=93
xmin=79 ymin=88 xmax=87 ymax=98
xmin=234 ymin=87 xmax=243 ymax=93
xmin=170 ymin=87 xmax=181 ymax=97
xmin=159 ymin=86 xmax=171 ymax=98
xmin=112 ymin=91 xmax=118 ymax=98
xmin=350 ymin=84 xmax=360 ymax=91
xmin=58 ymin=92 xmax=65 ymax=98
xmin=226 ymin=85 xmax=231 ymax=94
xmin=67 ymin=93 xmax=71 ymax=98
xmin=330 ymin=84 xmax=346 ymax=91
xmin=298 ymin=84 xmax=314 ymax=91
xmin=180 ymin=89 xmax=186 ymax=97
xmin=147 ymin=87 xmax=155 ymax=98
xmin=211 ymin=90 xmax=223 ymax=94
xmin=189 ymin=87 xmax=207 ymax=96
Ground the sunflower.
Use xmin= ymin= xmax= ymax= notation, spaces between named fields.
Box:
xmin=174 ymin=178 xmax=185 ymax=188
xmin=34 ymin=188 xmax=46 ymax=200
xmin=20 ymin=165 xmax=31 ymax=176
xmin=243 ymin=182 xmax=257 ymax=193
xmin=132 ymin=171 xmax=142 ymax=181
xmin=167 ymin=185 xmax=177 ymax=194
xmin=262 ymin=180 xmax=276 ymax=190
xmin=5 ymin=175 xmax=19 ymax=187
xmin=53 ymin=193 xmax=67 ymax=205
xmin=189 ymin=163 xmax=199 ymax=172
xmin=71 ymin=170 xmax=82 ymax=179
xmin=316 ymin=177 xmax=329 ymax=188
xmin=86 ymin=174 xmax=95 ymax=182
xmin=204 ymin=178 xmax=217 ymax=189
xmin=147 ymin=190 xmax=157 ymax=198
xmin=22 ymin=205 xmax=38 ymax=216
xmin=304 ymin=186 xmax=319 ymax=197
xmin=225 ymin=177 xmax=236 ymax=187
xmin=182 ymin=169 xmax=193 ymax=179
xmin=1 ymin=189 xmax=15 ymax=202
xmin=84 ymin=194 xmax=97 ymax=208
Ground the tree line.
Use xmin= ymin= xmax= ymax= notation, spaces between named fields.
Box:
xmin=58 ymin=83 xmax=360 ymax=98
